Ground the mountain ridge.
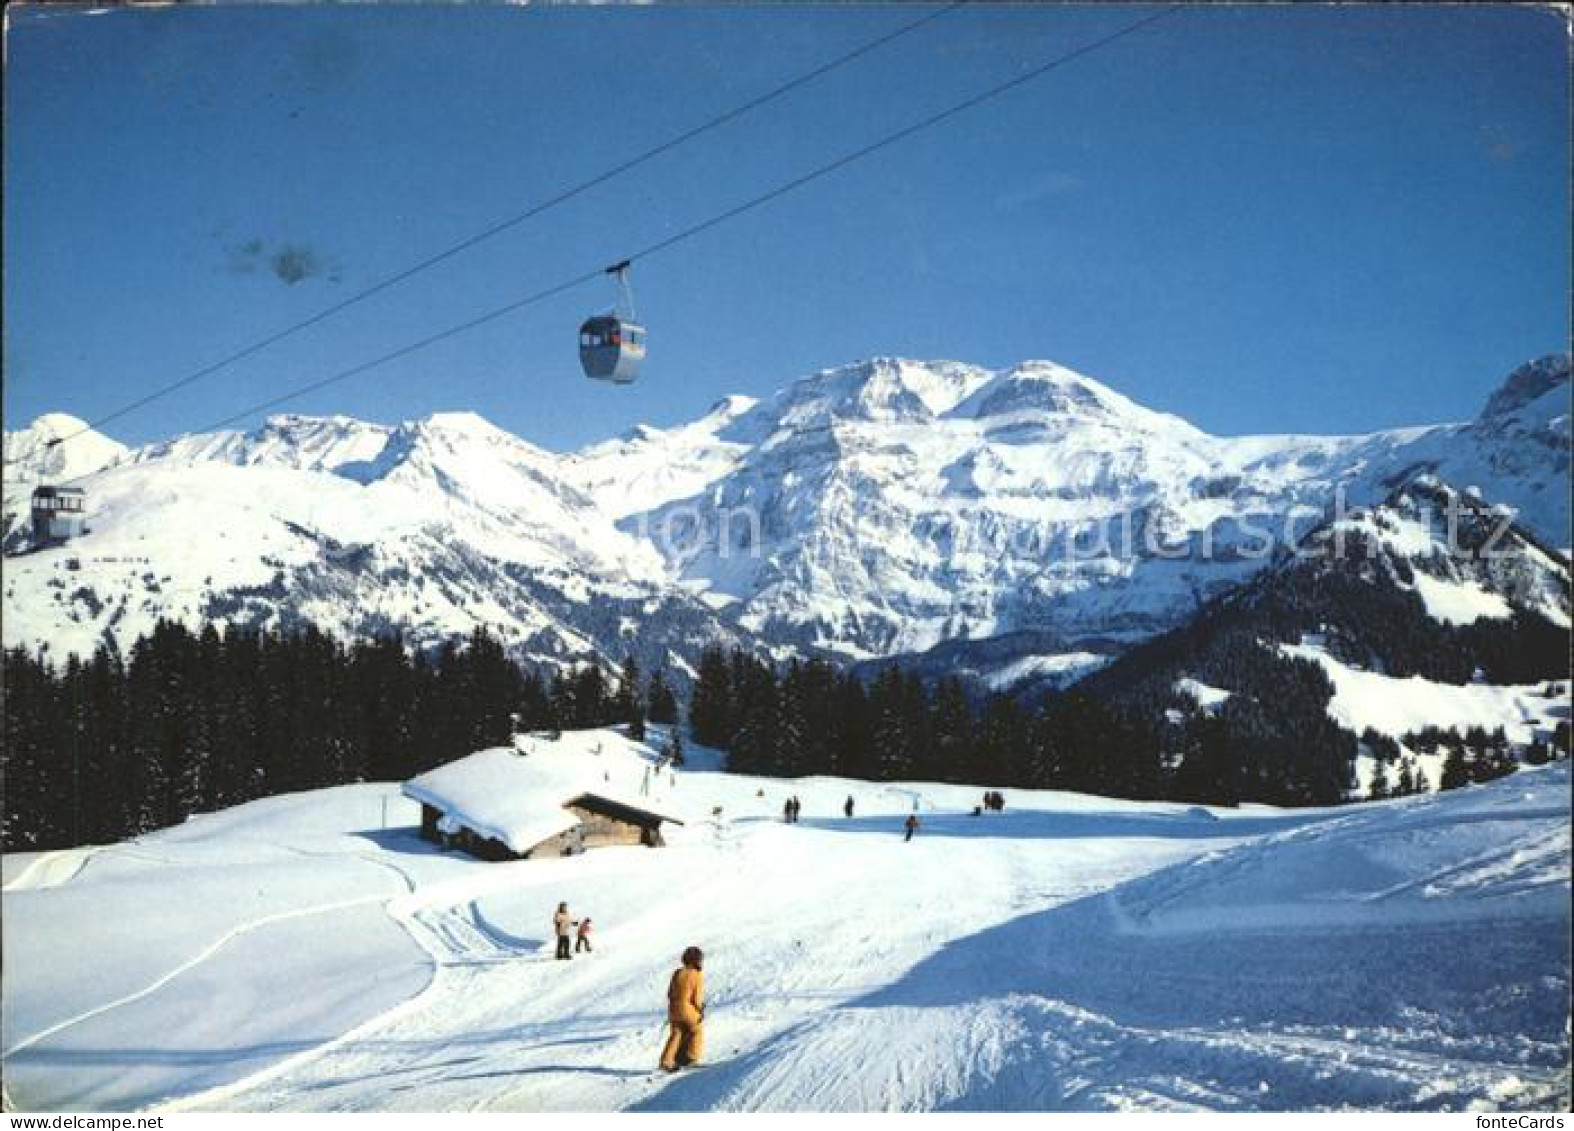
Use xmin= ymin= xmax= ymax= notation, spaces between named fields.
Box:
xmin=4 ymin=353 xmax=1567 ymax=675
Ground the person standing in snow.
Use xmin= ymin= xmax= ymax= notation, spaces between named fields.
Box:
xmin=553 ymin=902 xmax=574 ymax=961
xmin=576 ymin=917 xmax=593 ymax=954
xmin=792 ymin=796 xmax=801 ymax=823
xmin=660 ymin=946 xmax=706 ymax=1072
xmin=782 ymin=797 xmax=793 ymax=823
xmin=904 ymin=813 xmax=920 ymax=842
xmin=843 ymin=796 xmax=854 ymax=819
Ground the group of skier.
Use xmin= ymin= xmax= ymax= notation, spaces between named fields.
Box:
xmin=549 ymin=788 xmax=1014 ymax=1071
xmin=973 ymin=790 xmax=1006 ymax=815
xmin=553 ymin=901 xmax=703 ymax=1072
xmin=551 ymin=901 xmax=594 ymax=959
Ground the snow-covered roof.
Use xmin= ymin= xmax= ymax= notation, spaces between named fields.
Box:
xmin=401 ymin=729 xmax=687 ymax=855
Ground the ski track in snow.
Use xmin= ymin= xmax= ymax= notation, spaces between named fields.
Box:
xmin=2 ymin=846 xmax=108 ymax=893
xmin=2 ymin=840 xmax=424 ymax=1063
xmin=4 ymin=748 xmax=1569 ymax=1113
xmin=2 ymin=893 xmax=393 ymax=1063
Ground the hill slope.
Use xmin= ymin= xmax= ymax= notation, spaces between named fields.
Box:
xmin=2 ymin=729 xmax=1567 ymax=1112
xmin=1078 ymin=477 xmax=1571 ymax=803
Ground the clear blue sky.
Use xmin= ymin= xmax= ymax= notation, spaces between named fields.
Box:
xmin=5 ymin=3 xmax=1568 ymax=451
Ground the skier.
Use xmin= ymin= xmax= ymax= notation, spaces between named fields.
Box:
xmin=659 ymin=946 xmax=705 ymax=1072
xmin=782 ymin=797 xmax=793 ymax=823
xmin=576 ymin=917 xmax=594 ymax=954
xmin=791 ymin=796 xmax=801 ymax=823
xmin=843 ymin=796 xmax=854 ymax=819
xmin=553 ymin=902 xmax=574 ymax=961
xmin=904 ymin=813 xmax=920 ymax=842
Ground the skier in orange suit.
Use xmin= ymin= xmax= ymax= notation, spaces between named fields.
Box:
xmin=659 ymin=946 xmax=705 ymax=1071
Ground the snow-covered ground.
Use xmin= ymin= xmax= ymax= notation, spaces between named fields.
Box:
xmin=2 ymin=728 xmax=1568 ymax=1113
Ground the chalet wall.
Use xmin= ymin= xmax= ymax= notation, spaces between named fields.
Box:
xmin=567 ymin=803 xmax=652 ymax=848
xmin=416 ymin=797 xmax=669 ymax=862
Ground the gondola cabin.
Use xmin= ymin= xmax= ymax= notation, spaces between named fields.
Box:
xmin=31 ymin=486 xmax=87 ymax=543
xmin=579 ymin=316 xmax=646 ymax=384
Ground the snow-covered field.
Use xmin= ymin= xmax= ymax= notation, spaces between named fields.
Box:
xmin=2 ymin=729 xmax=1568 ymax=1113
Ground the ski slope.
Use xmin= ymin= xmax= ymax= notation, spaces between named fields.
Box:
xmin=2 ymin=729 xmax=1568 ymax=1113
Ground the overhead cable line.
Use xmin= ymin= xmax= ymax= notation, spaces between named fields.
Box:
xmin=22 ymin=1 xmax=969 ymax=463
xmin=51 ymin=3 xmax=1182 ymax=482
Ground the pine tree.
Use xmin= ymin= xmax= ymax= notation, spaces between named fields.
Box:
xmin=549 ymin=670 xmax=576 ymax=732
xmin=1440 ymin=742 xmax=1470 ymax=790
xmin=729 ymin=661 xmax=780 ymax=775
xmin=827 ymin=672 xmax=870 ymax=779
xmin=688 ymin=646 xmax=733 ymax=748
xmin=647 ymin=668 xmax=679 ymax=725
xmin=616 ymin=656 xmax=645 ymax=741
xmin=773 ymin=660 xmax=810 ymax=777
xmin=1367 ymin=759 xmax=1390 ymax=801
xmin=2 ymin=647 xmax=64 ymax=848
xmin=926 ymin=677 xmax=973 ymax=783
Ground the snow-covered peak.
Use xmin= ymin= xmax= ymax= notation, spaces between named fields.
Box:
xmin=1299 ymin=476 xmax=1571 ymax=631
xmin=757 ymin=357 xmax=994 ymax=430
xmin=19 ymin=412 xmax=91 ymax=440
xmin=133 ymin=414 xmax=393 ymax=475
xmin=1479 ymin=354 xmax=1570 ymax=424
xmin=415 ymin=410 xmax=522 ymax=443
xmin=951 ymin=360 xmax=1201 ymax=439
xmin=565 ymin=394 xmax=759 ymax=520
xmin=2 ymin=413 xmax=128 ymax=485
xmin=701 ymin=394 xmax=760 ymax=428
xmin=360 ymin=412 xmax=588 ymax=512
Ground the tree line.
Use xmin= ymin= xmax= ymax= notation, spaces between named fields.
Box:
xmin=1 ymin=620 xmax=678 ymax=851
xmin=688 ymin=644 xmax=1367 ymax=806
xmin=5 ymin=621 xmax=1564 ymax=852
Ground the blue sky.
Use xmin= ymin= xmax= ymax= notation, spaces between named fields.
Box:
xmin=5 ymin=3 xmax=1568 ymax=452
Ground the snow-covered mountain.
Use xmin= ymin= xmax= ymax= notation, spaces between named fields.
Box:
xmin=3 ymin=354 xmax=1567 ymax=673
xmin=1080 ymin=477 xmax=1571 ymax=800
xmin=1 ymin=411 xmax=757 ymax=673
xmin=574 ymin=354 xmax=1569 ymax=666
xmin=1 ymin=412 xmax=128 ymax=485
